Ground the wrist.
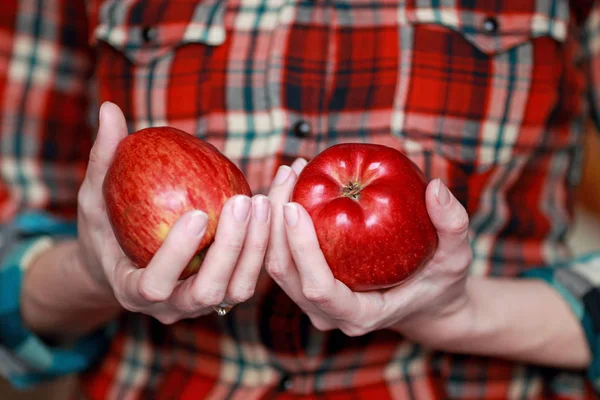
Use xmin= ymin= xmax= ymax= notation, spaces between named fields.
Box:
xmin=72 ymin=241 xmax=114 ymax=298
xmin=391 ymin=278 xmax=478 ymax=350
xmin=21 ymin=240 xmax=121 ymax=338
xmin=392 ymin=276 xmax=591 ymax=369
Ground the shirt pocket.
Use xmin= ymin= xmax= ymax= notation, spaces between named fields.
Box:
xmin=393 ymin=0 xmax=570 ymax=170
xmin=91 ymin=0 xmax=226 ymax=66
xmin=89 ymin=0 xmax=227 ymax=132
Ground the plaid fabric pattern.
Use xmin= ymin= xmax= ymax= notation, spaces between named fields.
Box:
xmin=1 ymin=0 xmax=600 ymax=398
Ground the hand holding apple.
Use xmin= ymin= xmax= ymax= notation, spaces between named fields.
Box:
xmin=103 ymin=125 xmax=252 ymax=280
xmin=291 ymin=144 xmax=438 ymax=291
xmin=77 ymin=102 xmax=270 ymax=325
xmin=266 ymin=156 xmax=473 ymax=340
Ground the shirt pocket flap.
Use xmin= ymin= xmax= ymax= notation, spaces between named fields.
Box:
xmin=405 ymin=1 xmax=569 ymax=55
xmin=91 ymin=0 xmax=226 ymax=66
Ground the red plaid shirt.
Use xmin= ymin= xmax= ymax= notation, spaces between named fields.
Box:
xmin=1 ymin=0 xmax=600 ymax=398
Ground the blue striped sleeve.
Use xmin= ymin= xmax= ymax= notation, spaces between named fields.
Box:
xmin=521 ymin=252 xmax=600 ymax=392
xmin=0 ymin=212 xmax=115 ymax=389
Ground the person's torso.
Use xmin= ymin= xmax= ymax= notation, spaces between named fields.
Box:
xmin=72 ymin=0 xmax=596 ymax=397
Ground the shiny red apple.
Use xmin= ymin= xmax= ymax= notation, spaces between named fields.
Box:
xmin=291 ymin=143 xmax=438 ymax=292
xmin=103 ymin=126 xmax=251 ymax=279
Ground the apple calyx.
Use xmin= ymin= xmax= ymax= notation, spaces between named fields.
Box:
xmin=342 ymin=181 xmax=363 ymax=200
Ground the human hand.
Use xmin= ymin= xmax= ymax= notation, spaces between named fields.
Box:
xmin=76 ymin=102 xmax=270 ymax=324
xmin=266 ymin=158 xmax=472 ymax=343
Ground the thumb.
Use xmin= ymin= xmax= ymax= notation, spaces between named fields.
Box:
xmin=85 ymin=102 xmax=128 ymax=191
xmin=425 ymin=179 xmax=470 ymax=252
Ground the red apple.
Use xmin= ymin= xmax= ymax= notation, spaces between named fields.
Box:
xmin=291 ymin=143 xmax=438 ymax=292
xmin=102 ymin=126 xmax=251 ymax=279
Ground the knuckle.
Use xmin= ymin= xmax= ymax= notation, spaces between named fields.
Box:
xmin=116 ymin=295 xmax=138 ymax=313
xmin=310 ymin=316 xmax=333 ymax=332
xmin=88 ymin=146 xmax=102 ymax=166
xmin=155 ymin=314 xmax=180 ymax=325
xmin=459 ymin=246 xmax=473 ymax=266
xmin=447 ymin=249 xmax=472 ymax=276
xmin=227 ymin=285 xmax=255 ymax=304
xmin=265 ymin=258 xmax=288 ymax=282
xmin=77 ymin=185 xmax=92 ymax=212
xmin=121 ymin=303 xmax=137 ymax=313
xmin=111 ymin=286 xmax=124 ymax=302
xmin=77 ymin=180 xmax=105 ymax=218
xmin=111 ymin=282 xmax=137 ymax=312
xmin=189 ymin=291 xmax=207 ymax=308
xmin=171 ymin=301 xmax=196 ymax=316
xmin=138 ymin=281 xmax=170 ymax=303
xmin=341 ymin=324 xmax=367 ymax=338
xmin=447 ymin=212 xmax=470 ymax=236
xmin=302 ymin=287 xmax=330 ymax=305
xmin=76 ymin=185 xmax=87 ymax=207
xmin=192 ymin=286 xmax=225 ymax=307
xmin=247 ymin=238 xmax=268 ymax=254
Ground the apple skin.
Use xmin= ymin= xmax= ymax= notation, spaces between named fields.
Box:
xmin=102 ymin=126 xmax=251 ymax=279
xmin=291 ymin=143 xmax=438 ymax=292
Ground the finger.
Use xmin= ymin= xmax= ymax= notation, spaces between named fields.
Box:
xmin=136 ymin=210 xmax=209 ymax=302
xmin=426 ymin=179 xmax=470 ymax=253
xmin=283 ymin=202 xmax=360 ymax=319
xmin=266 ymin=165 xmax=324 ymax=314
xmin=266 ymin=165 xmax=296 ymax=282
xmin=171 ymin=195 xmax=252 ymax=310
xmin=111 ymin=258 xmax=146 ymax=310
xmin=225 ymin=195 xmax=271 ymax=304
xmin=85 ymin=102 xmax=128 ymax=198
xmin=291 ymin=158 xmax=308 ymax=176
xmin=308 ymin=314 xmax=337 ymax=332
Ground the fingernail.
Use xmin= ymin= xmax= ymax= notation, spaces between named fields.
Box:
xmin=283 ymin=203 xmax=298 ymax=227
xmin=253 ymin=195 xmax=270 ymax=223
xmin=233 ymin=196 xmax=251 ymax=222
xmin=435 ymin=179 xmax=451 ymax=206
xmin=291 ymin=158 xmax=308 ymax=174
xmin=273 ymin=165 xmax=292 ymax=185
xmin=187 ymin=210 xmax=208 ymax=236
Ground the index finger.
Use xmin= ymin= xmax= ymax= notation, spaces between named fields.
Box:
xmin=266 ymin=162 xmax=326 ymax=316
xmin=137 ymin=210 xmax=209 ymax=302
xmin=282 ymin=202 xmax=362 ymax=320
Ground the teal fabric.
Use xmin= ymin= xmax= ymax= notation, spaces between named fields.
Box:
xmin=522 ymin=253 xmax=600 ymax=392
xmin=0 ymin=212 xmax=115 ymax=389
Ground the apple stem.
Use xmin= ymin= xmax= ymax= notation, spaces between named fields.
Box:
xmin=342 ymin=181 xmax=362 ymax=200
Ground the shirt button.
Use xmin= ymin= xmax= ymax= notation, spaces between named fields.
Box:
xmin=292 ymin=120 xmax=311 ymax=138
xmin=141 ymin=26 xmax=157 ymax=43
xmin=482 ymin=17 xmax=499 ymax=34
xmin=278 ymin=375 xmax=294 ymax=391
